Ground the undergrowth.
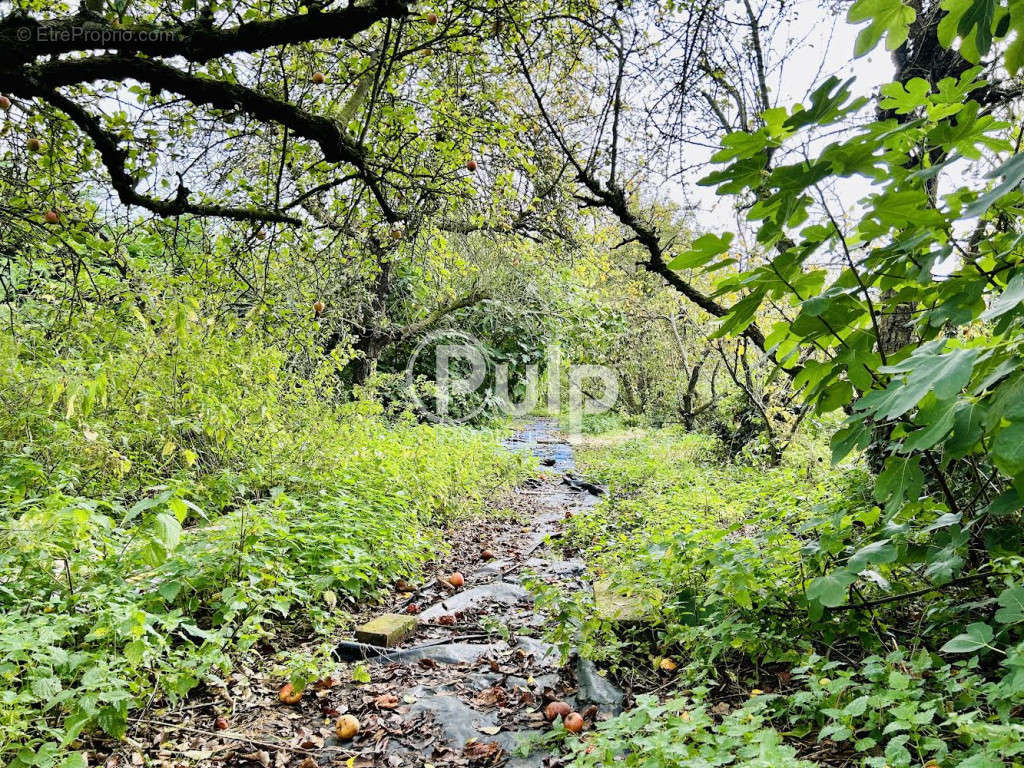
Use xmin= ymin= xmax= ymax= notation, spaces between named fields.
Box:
xmin=529 ymin=428 xmax=1024 ymax=767
xmin=0 ymin=305 xmax=529 ymax=767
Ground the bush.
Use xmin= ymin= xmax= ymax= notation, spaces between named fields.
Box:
xmin=0 ymin=305 xmax=529 ymax=766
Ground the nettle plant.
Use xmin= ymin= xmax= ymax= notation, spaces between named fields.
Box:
xmin=673 ymin=0 xmax=1024 ymax=687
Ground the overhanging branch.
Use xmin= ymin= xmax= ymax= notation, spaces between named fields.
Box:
xmin=43 ymin=88 xmax=301 ymax=223
xmin=0 ymin=0 xmax=408 ymax=67
xmin=13 ymin=55 xmax=400 ymax=221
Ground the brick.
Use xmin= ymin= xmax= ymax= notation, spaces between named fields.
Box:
xmin=354 ymin=613 xmax=418 ymax=647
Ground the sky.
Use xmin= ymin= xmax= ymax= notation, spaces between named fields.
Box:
xmin=672 ymin=0 xmax=897 ymax=235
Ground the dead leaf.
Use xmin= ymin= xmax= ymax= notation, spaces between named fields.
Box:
xmin=375 ymin=694 xmax=400 ymax=709
xmin=463 ymin=741 xmax=503 ymax=764
xmin=241 ymin=750 xmax=271 ymax=767
xmin=472 ymin=686 xmax=508 ymax=708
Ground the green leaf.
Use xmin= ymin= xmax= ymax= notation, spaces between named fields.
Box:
xmin=807 ymin=569 xmax=857 ymax=607
xmin=352 ymin=662 xmax=371 ymax=684
xmin=154 ymin=512 xmax=182 ymax=552
xmin=667 ymin=232 xmax=735 ymax=271
xmin=31 ymin=677 xmax=63 ymax=700
xmin=97 ymin=703 xmax=128 ymax=740
xmin=992 ymin=420 xmax=1024 ymax=479
xmin=863 ymin=341 xmax=979 ymax=420
xmin=59 ymin=754 xmax=88 ymax=768
xmin=60 ymin=709 xmax=93 ymax=747
xmin=158 ymin=580 xmax=183 ymax=602
xmin=938 ymin=0 xmax=997 ymax=58
xmin=848 ymin=0 xmax=917 ymax=55
xmin=981 ymin=273 xmax=1024 ymax=320
xmin=874 ymin=456 xmax=924 ymax=510
xmin=831 ymin=421 xmax=871 ymax=464
xmin=848 ymin=539 xmax=897 ymax=573
xmin=940 ymin=621 xmax=993 ymax=653
xmin=963 ymin=152 xmax=1024 ymax=218
xmin=879 ymin=78 xmax=932 ymax=114
xmin=714 ymin=288 xmax=767 ymax=338
xmin=844 ymin=695 xmax=870 ymax=716
xmin=995 ymin=586 xmax=1024 ymax=624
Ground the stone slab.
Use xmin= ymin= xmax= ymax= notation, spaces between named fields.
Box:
xmin=354 ymin=613 xmax=417 ymax=647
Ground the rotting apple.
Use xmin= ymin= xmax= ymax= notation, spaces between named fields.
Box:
xmin=334 ymin=714 xmax=360 ymax=740
xmin=544 ymin=701 xmax=570 ymax=721
xmin=279 ymin=683 xmax=302 ymax=705
xmin=564 ymin=712 xmax=584 ymax=733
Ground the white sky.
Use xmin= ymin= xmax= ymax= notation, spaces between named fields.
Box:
xmin=672 ymin=2 xmax=896 ymax=234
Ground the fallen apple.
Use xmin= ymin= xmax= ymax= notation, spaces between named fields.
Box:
xmin=480 ymin=549 xmax=494 ymax=561
xmin=448 ymin=571 xmax=465 ymax=588
xmin=334 ymin=714 xmax=360 ymax=740
xmin=564 ymin=712 xmax=584 ymax=733
xmin=214 ymin=715 xmax=229 ymax=730
xmin=544 ymin=701 xmax=570 ymax=721
xmin=279 ymin=683 xmax=302 ymax=704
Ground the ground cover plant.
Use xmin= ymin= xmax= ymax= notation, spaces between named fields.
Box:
xmin=0 ymin=304 xmax=529 ymax=765
xmin=526 ymin=427 xmax=1024 ymax=766
xmin=6 ymin=0 xmax=1024 ymax=763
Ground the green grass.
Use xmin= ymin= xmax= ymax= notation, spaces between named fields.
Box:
xmin=526 ymin=427 xmax=1024 ymax=768
xmin=0 ymin=311 xmax=530 ymax=767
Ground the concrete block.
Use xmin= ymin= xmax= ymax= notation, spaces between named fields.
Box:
xmin=354 ymin=613 xmax=418 ymax=646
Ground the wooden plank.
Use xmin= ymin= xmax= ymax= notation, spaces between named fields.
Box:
xmin=593 ymin=580 xmax=646 ymax=622
xmin=354 ymin=613 xmax=418 ymax=647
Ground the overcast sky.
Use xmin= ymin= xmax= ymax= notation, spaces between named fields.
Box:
xmin=673 ymin=2 xmax=896 ymax=235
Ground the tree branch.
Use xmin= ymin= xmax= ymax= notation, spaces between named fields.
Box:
xmin=392 ymin=290 xmax=489 ymax=341
xmin=0 ymin=0 xmax=408 ymax=67
xmin=13 ymin=55 xmax=400 ymax=221
xmin=41 ymin=88 xmax=301 ymax=223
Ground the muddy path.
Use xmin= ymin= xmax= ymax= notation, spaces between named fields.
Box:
xmin=122 ymin=420 xmax=620 ymax=768
xmin=311 ymin=419 xmax=620 ymax=767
